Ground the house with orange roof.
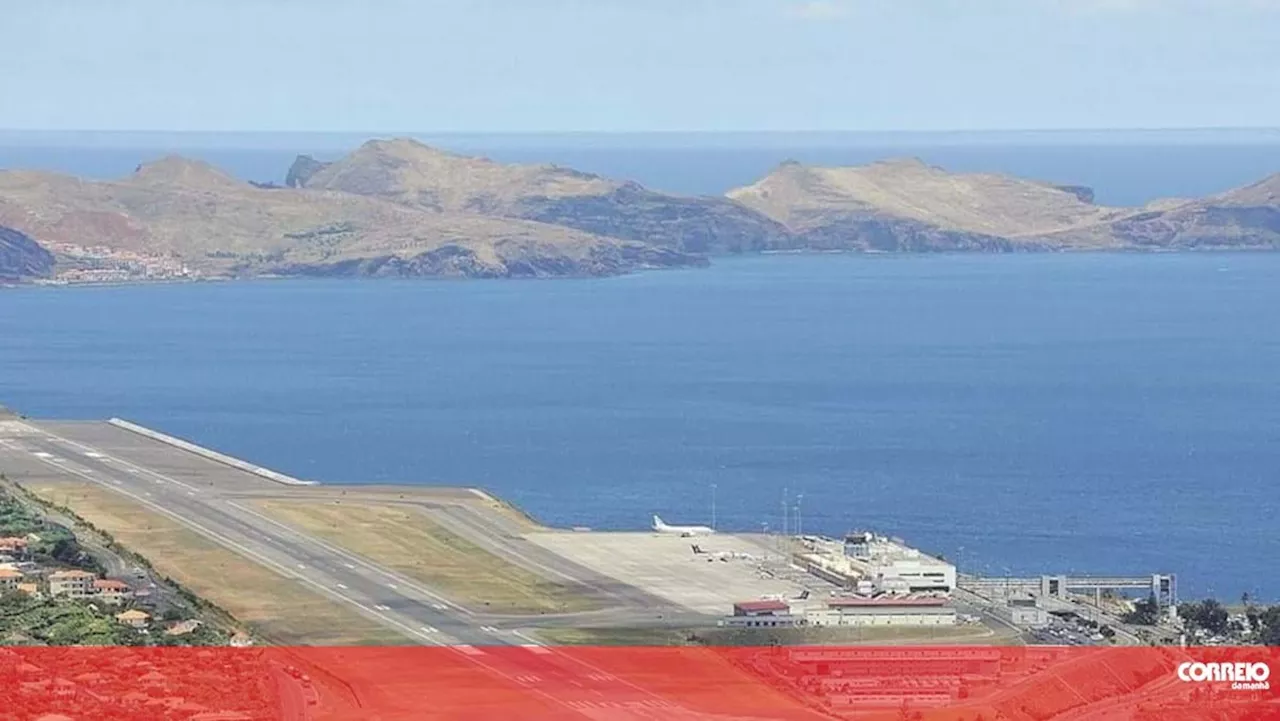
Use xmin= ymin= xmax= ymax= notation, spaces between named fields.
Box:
xmin=48 ymin=569 xmax=97 ymax=598
xmin=0 ymin=567 xmax=23 ymax=592
xmin=115 ymin=609 xmax=151 ymax=629
xmin=92 ymin=578 xmax=133 ymax=605
xmin=0 ymin=536 xmax=28 ymax=558
xmin=164 ymin=619 xmax=203 ymax=636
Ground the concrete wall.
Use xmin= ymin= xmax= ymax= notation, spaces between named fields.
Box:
xmin=108 ymin=418 xmax=316 ymax=486
xmin=805 ymin=608 xmax=957 ymax=627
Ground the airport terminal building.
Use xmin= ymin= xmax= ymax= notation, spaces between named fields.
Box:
xmin=795 ymin=532 xmax=957 ymax=595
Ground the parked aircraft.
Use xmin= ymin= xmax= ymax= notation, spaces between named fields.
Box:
xmin=653 ymin=515 xmax=714 ymax=537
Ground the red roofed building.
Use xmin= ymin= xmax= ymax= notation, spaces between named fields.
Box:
xmin=0 ymin=537 xmax=28 ymax=558
xmin=723 ymin=599 xmax=805 ymax=628
xmin=0 ymin=568 xmax=23 ymax=592
xmin=733 ymin=599 xmax=791 ymax=616
xmin=92 ymin=579 xmax=134 ymax=605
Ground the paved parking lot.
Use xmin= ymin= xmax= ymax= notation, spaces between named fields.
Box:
xmin=526 ymin=531 xmax=816 ymax=614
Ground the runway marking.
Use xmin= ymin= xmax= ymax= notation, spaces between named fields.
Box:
xmin=224 ymin=500 xmax=465 ymax=613
xmin=23 ymin=425 xmax=201 ymax=493
xmin=429 ymin=506 xmax=619 ymax=601
xmin=481 ymin=625 xmax=500 ymax=633
xmin=515 ymin=675 xmax=540 ymax=684
xmin=9 ymin=433 xmax=451 ymax=650
xmin=27 ymin=428 xmax=688 ymax=713
xmin=387 ymin=583 xmax=398 ymax=590
xmin=566 ymin=700 xmax=677 ymax=710
xmin=374 ymin=604 xmax=391 ymax=611
xmin=84 ymin=452 xmax=104 ymax=458
xmin=344 ymin=563 xmax=355 ymax=570
xmin=432 ymin=603 xmax=449 ymax=611
xmin=420 ymin=626 xmax=438 ymax=634
xmin=33 ymin=452 xmax=53 ymax=459
xmin=296 ymin=564 xmax=306 ymax=569
xmin=17 ymin=426 xmax=676 ymax=712
xmin=336 ymin=583 xmax=348 ymax=590
xmin=507 ymin=624 xmax=681 ymax=708
xmin=513 ymin=631 xmax=551 ymax=652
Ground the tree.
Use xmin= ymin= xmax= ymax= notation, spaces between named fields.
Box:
xmin=1179 ymin=599 xmax=1229 ymax=635
xmin=1125 ymin=593 xmax=1161 ymax=626
xmin=1256 ymin=606 xmax=1280 ymax=646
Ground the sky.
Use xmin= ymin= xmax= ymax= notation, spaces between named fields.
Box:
xmin=3 ymin=0 xmax=1280 ymax=133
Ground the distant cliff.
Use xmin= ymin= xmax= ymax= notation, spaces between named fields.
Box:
xmin=1093 ymin=174 xmax=1280 ymax=249
xmin=3 ymin=142 xmax=1279 ymax=286
xmin=0 ymin=157 xmax=704 ymax=281
xmin=288 ymin=139 xmax=791 ymax=254
xmin=285 ymin=155 xmax=330 ymax=189
xmin=272 ymin=239 xmax=706 ymax=279
xmin=727 ymin=158 xmax=1280 ymax=252
xmin=0 ymin=226 xmax=55 ymax=280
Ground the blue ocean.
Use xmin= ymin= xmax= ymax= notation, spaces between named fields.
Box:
xmin=2 ymin=133 xmax=1279 ymax=601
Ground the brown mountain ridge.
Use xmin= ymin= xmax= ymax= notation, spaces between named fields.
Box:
xmin=728 ymin=157 xmax=1280 ymax=252
xmin=1 ymin=139 xmax=1278 ymax=283
xmin=0 ymin=155 xmax=704 ymax=281
xmin=287 ymin=138 xmax=792 ymax=254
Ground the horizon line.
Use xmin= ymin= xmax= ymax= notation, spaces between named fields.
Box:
xmin=4 ymin=126 xmax=1280 ymax=136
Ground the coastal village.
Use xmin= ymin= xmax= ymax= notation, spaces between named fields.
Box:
xmin=31 ymin=242 xmax=200 ymax=285
xmin=0 ymin=482 xmax=244 ymax=647
xmin=1 ymin=486 xmax=287 ymax=719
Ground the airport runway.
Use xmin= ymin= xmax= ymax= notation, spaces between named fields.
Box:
xmin=0 ymin=419 xmax=528 ymax=648
xmin=0 ymin=418 xmax=750 ymax=719
xmin=231 ymin=484 xmax=698 ymax=628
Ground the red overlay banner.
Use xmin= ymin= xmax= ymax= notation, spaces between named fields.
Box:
xmin=2 ymin=645 xmax=1277 ymax=721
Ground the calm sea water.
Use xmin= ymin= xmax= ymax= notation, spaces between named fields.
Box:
xmin=2 ymin=254 xmax=1278 ymax=600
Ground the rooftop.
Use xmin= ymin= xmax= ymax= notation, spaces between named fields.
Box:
xmin=734 ymin=599 xmax=792 ymax=614
xmin=49 ymin=569 xmax=97 ymax=579
xmin=828 ymin=596 xmax=949 ymax=608
xmin=164 ymin=619 xmax=203 ymax=636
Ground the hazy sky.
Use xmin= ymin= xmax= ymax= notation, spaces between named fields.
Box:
xmin=5 ymin=0 xmax=1279 ymax=133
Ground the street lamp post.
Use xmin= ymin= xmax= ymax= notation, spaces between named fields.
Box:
xmin=711 ymin=483 xmax=717 ymax=531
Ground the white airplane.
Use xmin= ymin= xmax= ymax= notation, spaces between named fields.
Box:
xmin=653 ymin=515 xmax=714 ymax=537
